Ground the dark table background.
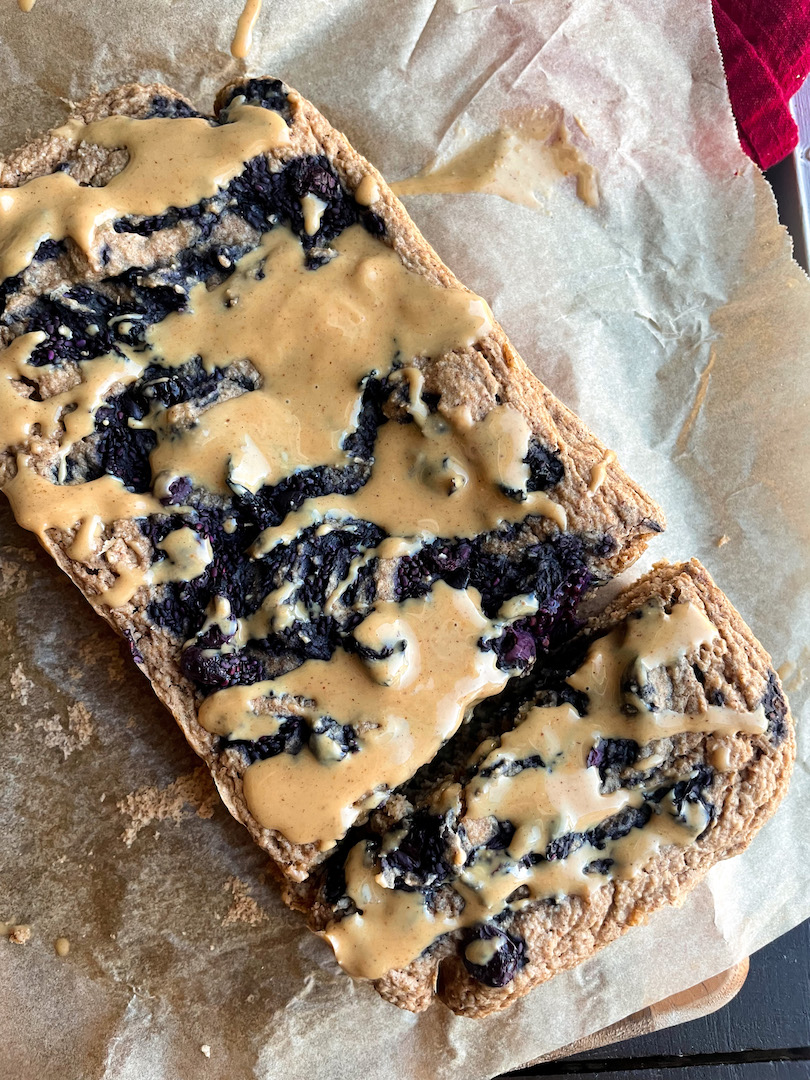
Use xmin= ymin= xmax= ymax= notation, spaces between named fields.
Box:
xmin=502 ymin=920 xmax=810 ymax=1078
xmin=495 ymin=155 xmax=810 ymax=1080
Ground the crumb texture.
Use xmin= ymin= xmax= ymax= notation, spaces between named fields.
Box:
xmin=117 ymin=766 xmax=218 ymax=846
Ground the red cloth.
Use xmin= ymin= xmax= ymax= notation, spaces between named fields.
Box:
xmin=713 ymin=0 xmax=810 ymax=169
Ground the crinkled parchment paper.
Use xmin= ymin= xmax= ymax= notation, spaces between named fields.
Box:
xmin=1 ymin=2 xmax=808 ymax=1078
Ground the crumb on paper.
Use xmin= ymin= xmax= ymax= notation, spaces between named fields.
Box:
xmin=117 ymin=766 xmax=218 ymax=846
xmin=67 ymin=701 xmax=93 ymax=743
xmin=0 ymin=547 xmax=35 ymax=599
xmin=10 ymin=662 xmax=35 ymax=707
xmin=222 ymin=876 xmax=268 ymax=927
xmin=54 ymin=937 xmax=70 ymax=957
xmin=6 ymin=924 xmax=31 ymax=945
xmin=717 ymin=534 xmax=730 ymax=547
xmin=35 ymin=702 xmax=94 ymax=759
xmin=200 ymin=1045 xmax=211 ymax=1058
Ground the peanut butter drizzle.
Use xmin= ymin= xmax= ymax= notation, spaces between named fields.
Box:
xmin=0 ymin=103 xmax=289 ymax=281
xmin=230 ymin=0 xmax=263 ymax=59
xmin=1 ymin=218 xmax=520 ymax=608
xmin=143 ymin=226 xmax=494 ymax=494
xmin=198 ymin=583 xmax=510 ymax=845
xmin=1 ymin=339 xmax=143 ymax=459
xmin=587 ymin=449 xmax=616 ymax=496
xmin=391 ymin=115 xmax=599 ymax=210
xmin=355 ymin=175 xmax=380 ymax=207
xmin=465 ymin=937 xmax=500 ymax=966
xmin=0 ymin=94 xmax=570 ymax=870
xmin=249 ymin=395 xmax=565 ymax=554
xmin=3 ymin=466 xmax=166 ymax=560
xmin=326 ymin=600 xmax=768 ymax=979
xmin=300 ymin=193 xmax=327 ymax=236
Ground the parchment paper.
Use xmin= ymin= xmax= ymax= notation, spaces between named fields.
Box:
xmin=1 ymin=2 xmax=808 ymax=1078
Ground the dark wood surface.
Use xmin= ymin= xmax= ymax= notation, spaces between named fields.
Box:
xmin=497 ymin=919 xmax=810 ymax=1078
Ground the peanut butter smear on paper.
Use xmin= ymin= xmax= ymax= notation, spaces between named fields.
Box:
xmin=391 ymin=115 xmax=599 ymax=210
xmin=0 ymin=96 xmax=571 ymax=874
xmin=231 ymin=0 xmax=263 ymax=60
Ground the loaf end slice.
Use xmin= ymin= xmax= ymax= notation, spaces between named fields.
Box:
xmin=298 ymin=559 xmax=793 ymax=1016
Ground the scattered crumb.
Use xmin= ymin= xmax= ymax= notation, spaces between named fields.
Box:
xmin=222 ymin=876 xmax=268 ymax=928
xmin=117 ymin=766 xmax=218 ymax=846
xmin=67 ymin=701 xmax=93 ymax=743
xmin=717 ymin=534 xmax=730 ymax=547
xmin=7 ymin=924 xmax=31 ymax=945
xmin=99 ymin=792 xmax=106 ymax=803
xmin=54 ymin=937 xmax=70 ymax=957
xmin=10 ymin=662 xmax=35 ymax=707
xmin=0 ymin=547 xmax=35 ymax=598
xmin=36 ymin=701 xmax=94 ymax=759
xmin=36 ymin=714 xmax=66 ymax=751
xmin=200 ymin=1045 xmax=211 ymax=1058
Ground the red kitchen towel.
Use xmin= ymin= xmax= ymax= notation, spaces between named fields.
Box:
xmin=713 ymin=0 xmax=810 ymax=169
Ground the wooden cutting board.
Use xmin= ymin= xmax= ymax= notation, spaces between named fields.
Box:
xmin=517 ymin=957 xmax=750 ymax=1068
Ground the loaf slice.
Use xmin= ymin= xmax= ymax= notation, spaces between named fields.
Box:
xmin=0 ymin=77 xmax=663 ymax=883
xmin=293 ymin=559 xmax=793 ymax=1016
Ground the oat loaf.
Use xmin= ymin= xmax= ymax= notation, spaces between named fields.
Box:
xmin=0 ymin=77 xmax=664 ymax=889
xmin=289 ymin=559 xmax=793 ymax=1017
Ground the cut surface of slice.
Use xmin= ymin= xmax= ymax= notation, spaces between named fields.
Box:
xmin=295 ymin=560 xmax=791 ymax=1016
